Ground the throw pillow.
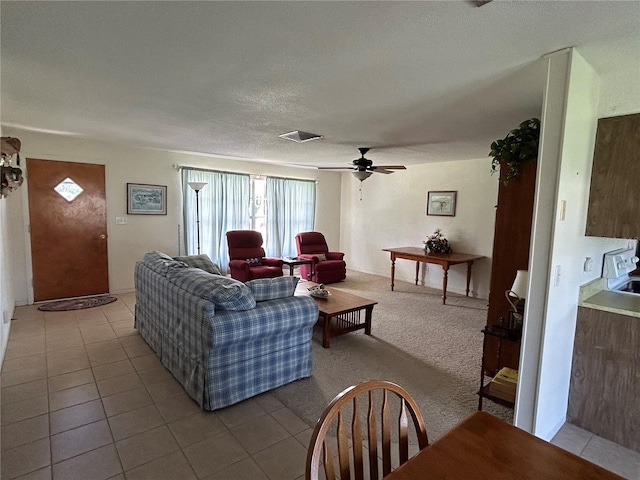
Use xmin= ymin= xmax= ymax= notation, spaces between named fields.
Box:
xmin=314 ymin=253 xmax=327 ymax=262
xmin=173 ymin=254 xmax=223 ymax=275
xmin=166 ymin=268 xmax=256 ymax=311
xmin=143 ymin=251 xmax=188 ymax=276
xmin=246 ymin=257 xmax=263 ymax=266
xmin=246 ymin=276 xmax=299 ymax=302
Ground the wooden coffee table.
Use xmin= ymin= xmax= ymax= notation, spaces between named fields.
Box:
xmin=296 ymin=281 xmax=377 ymax=348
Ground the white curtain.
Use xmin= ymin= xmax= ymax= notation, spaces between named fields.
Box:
xmin=182 ymin=168 xmax=250 ymax=271
xmin=265 ymin=177 xmax=316 ymax=257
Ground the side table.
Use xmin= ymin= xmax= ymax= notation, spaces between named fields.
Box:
xmin=478 ymin=323 xmax=522 ymax=410
xmin=281 ymin=257 xmax=314 ymax=278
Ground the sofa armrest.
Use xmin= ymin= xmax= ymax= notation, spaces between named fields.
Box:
xmin=209 ymin=296 xmax=319 ymax=347
xmin=229 ymin=259 xmax=250 ymax=270
xmin=326 ymin=252 xmax=345 ymax=260
xmin=229 ymin=259 xmax=251 ymax=282
xmin=261 ymin=257 xmax=284 ymax=267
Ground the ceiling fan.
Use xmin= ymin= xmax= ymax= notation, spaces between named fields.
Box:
xmin=318 ymin=148 xmax=406 ymax=182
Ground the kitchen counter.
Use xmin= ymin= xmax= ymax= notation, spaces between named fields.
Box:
xmin=579 ymin=278 xmax=640 ymax=318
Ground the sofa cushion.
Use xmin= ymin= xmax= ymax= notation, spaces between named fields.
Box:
xmin=143 ymin=251 xmax=188 ymax=276
xmin=173 ymin=254 xmax=223 ymax=275
xmin=246 ymin=276 xmax=299 ymax=302
xmin=166 ymin=268 xmax=256 ymax=311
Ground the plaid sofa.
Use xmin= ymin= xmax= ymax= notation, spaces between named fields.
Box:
xmin=134 ymin=251 xmax=319 ymax=410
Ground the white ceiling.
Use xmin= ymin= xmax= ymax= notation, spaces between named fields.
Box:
xmin=1 ymin=1 xmax=639 ymax=169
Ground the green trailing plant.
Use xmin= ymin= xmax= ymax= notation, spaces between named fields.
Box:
xmin=489 ymin=118 xmax=540 ymax=185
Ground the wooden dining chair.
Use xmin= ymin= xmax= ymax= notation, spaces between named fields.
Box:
xmin=306 ymin=380 xmax=429 ymax=480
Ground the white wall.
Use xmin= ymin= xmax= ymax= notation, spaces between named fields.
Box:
xmin=533 ymin=51 xmax=610 ymax=438
xmin=516 ymin=47 xmax=636 ymax=439
xmin=0 ymin=166 xmax=25 ymax=363
xmin=1 ymin=196 xmax=14 ymax=362
xmin=3 ymin=128 xmax=343 ymax=305
xmin=340 ymin=157 xmax=498 ymax=299
xmin=582 ymin=36 xmax=640 ymax=118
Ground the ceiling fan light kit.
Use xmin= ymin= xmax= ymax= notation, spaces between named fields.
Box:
xmin=352 ymin=171 xmax=373 ymax=182
xmin=317 ymin=147 xmax=406 ymax=184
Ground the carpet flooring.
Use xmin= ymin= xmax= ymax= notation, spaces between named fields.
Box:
xmin=272 ymin=269 xmax=512 ymax=442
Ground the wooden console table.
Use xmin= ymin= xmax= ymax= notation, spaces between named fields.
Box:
xmin=382 ymin=247 xmax=484 ymax=304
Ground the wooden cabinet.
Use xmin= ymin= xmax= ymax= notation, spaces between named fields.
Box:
xmin=568 ymin=307 xmax=640 ymax=452
xmin=586 ymin=113 xmax=640 ymax=239
xmin=483 ymin=159 xmax=536 ymax=377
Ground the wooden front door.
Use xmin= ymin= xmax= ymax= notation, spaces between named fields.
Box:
xmin=27 ymin=158 xmax=109 ymax=302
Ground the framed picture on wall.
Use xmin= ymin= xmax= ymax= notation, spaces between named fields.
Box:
xmin=427 ymin=191 xmax=457 ymax=216
xmin=127 ymin=183 xmax=167 ymax=215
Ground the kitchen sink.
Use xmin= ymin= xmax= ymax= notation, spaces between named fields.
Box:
xmin=613 ymin=278 xmax=640 ymax=295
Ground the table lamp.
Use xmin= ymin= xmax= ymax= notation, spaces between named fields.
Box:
xmin=505 ymin=269 xmax=528 ymax=330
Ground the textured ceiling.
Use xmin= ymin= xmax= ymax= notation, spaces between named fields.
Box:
xmin=1 ymin=1 xmax=639 ymax=169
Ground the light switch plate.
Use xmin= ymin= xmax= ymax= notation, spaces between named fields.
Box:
xmin=554 ymin=265 xmax=561 ymax=286
xmin=116 ymin=217 xmax=127 ymax=225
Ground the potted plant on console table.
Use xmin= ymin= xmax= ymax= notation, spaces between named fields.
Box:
xmin=424 ymin=229 xmax=452 ymax=254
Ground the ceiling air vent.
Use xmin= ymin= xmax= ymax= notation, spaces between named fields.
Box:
xmin=278 ymin=131 xmax=324 ymax=143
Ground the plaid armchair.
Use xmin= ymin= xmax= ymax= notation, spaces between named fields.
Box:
xmin=227 ymin=230 xmax=284 ymax=282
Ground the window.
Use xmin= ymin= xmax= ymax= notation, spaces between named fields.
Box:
xmin=181 ymin=168 xmax=250 ymax=270
xmin=182 ymin=168 xmax=315 ymax=267
xmin=265 ymin=176 xmax=316 ymax=257
xmin=250 ymin=176 xmax=267 ymax=242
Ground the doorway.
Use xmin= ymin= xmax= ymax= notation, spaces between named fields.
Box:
xmin=26 ymin=158 xmax=109 ymax=302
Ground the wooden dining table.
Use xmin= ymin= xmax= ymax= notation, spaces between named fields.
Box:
xmin=382 ymin=247 xmax=484 ymax=304
xmin=386 ymin=411 xmax=625 ymax=480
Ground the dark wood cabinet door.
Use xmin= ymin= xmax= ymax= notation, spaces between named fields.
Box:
xmin=568 ymin=307 xmax=640 ymax=452
xmin=484 ymin=159 xmax=536 ymax=375
xmin=586 ymin=112 xmax=640 ymax=239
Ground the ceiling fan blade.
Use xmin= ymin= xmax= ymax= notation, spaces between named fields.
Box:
xmin=372 ymin=168 xmax=394 ymax=174
xmin=373 ymin=165 xmax=406 ymax=170
xmin=317 ymin=166 xmax=354 ymax=170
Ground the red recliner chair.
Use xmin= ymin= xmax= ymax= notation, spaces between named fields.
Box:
xmin=226 ymin=230 xmax=284 ymax=282
xmin=295 ymin=231 xmax=346 ymax=284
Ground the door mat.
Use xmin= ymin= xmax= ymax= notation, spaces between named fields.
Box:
xmin=37 ymin=295 xmax=117 ymax=312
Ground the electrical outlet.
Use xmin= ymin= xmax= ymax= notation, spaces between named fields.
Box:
xmin=584 ymin=257 xmax=593 ymax=273
xmin=116 ymin=217 xmax=127 ymax=225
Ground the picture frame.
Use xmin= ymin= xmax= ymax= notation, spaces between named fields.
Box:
xmin=427 ymin=191 xmax=457 ymax=216
xmin=127 ymin=183 xmax=167 ymax=215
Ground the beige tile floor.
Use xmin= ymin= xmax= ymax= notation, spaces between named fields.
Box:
xmin=1 ymin=294 xmax=311 ymax=480
xmin=551 ymin=422 xmax=640 ymax=479
xmin=2 ymin=293 xmax=638 ymax=479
